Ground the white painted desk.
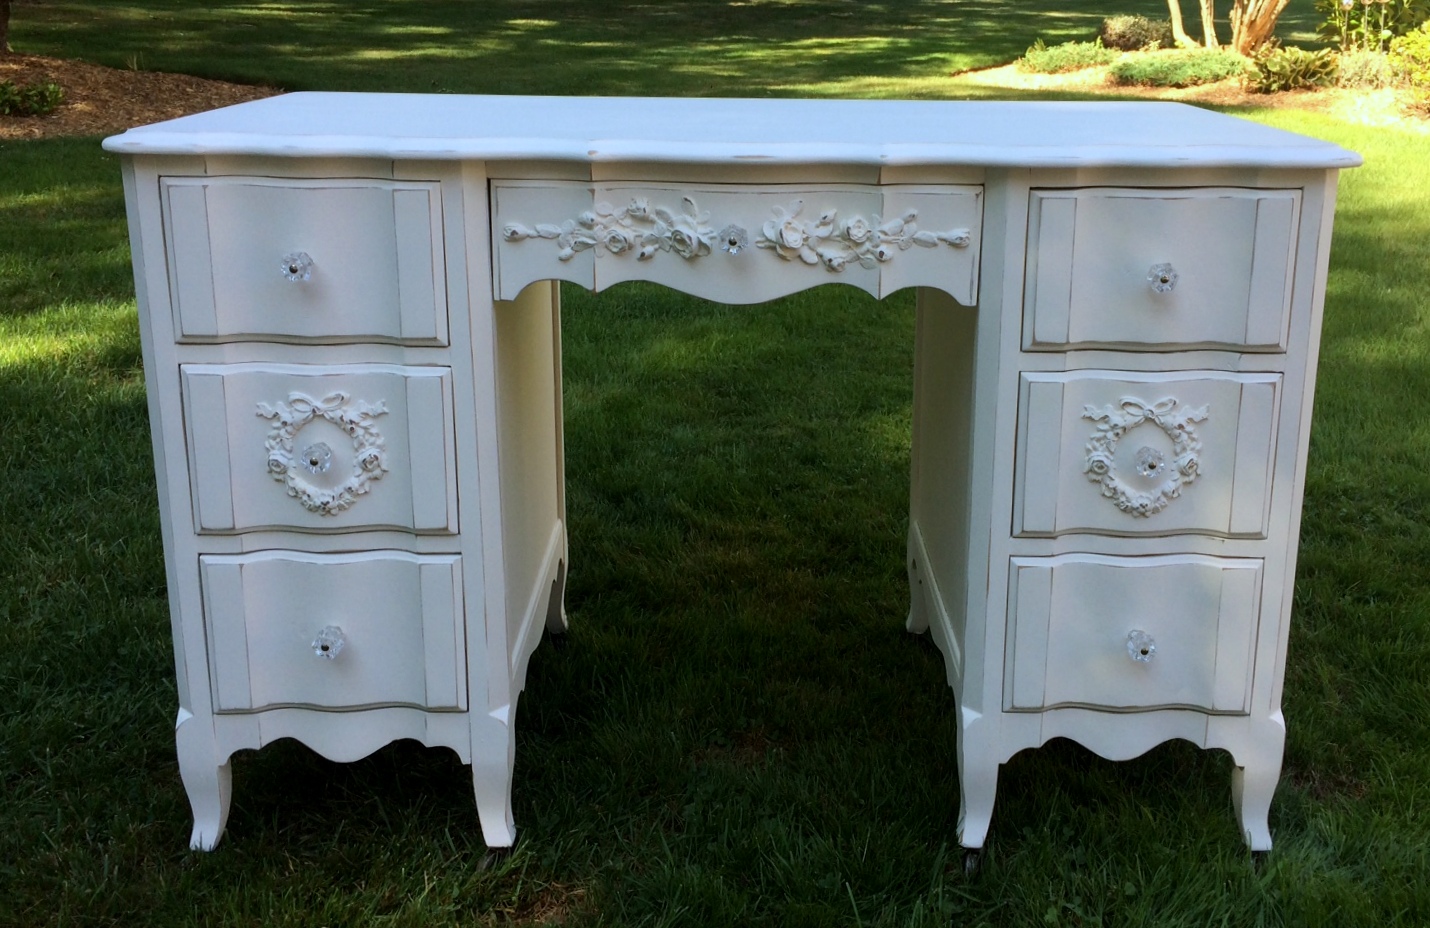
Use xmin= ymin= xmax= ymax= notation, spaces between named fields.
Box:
xmin=103 ymin=94 xmax=1360 ymax=853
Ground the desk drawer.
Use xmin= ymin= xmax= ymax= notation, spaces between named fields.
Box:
xmin=200 ymin=551 xmax=467 ymax=712
xmin=181 ymin=363 xmax=458 ymax=534
xmin=1014 ymin=370 xmax=1281 ymax=538
xmin=1004 ymin=554 xmax=1261 ymax=713
xmin=1023 ymin=187 xmax=1299 ymax=351
xmin=492 ymin=181 xmax=981 ymax=305
xmin=162 ymin=177 xmax=448 ymax=344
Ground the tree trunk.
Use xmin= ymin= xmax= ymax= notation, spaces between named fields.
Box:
xmin=1230 ymin=0 xmax=1291 ymax=54
xmin=1 ymin=0 xmax=12 ymax=56
xmin=1166 ymin=0 xmax=1200 ymax=48
xmin=1199 ymin=0 xmax=1220 ymax=48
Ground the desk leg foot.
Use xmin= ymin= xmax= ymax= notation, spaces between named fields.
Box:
xmin=956 ymin=745 xmax=999 ymax=851
xmin=1232 ymin=762 xmax=1277 ymax=852
xmin=473 ymin=763 xmax=518 ymax=848
xmin=176 ymin=709 xmax=231 ymax=851
xmin=1230 ymin=716 xmax=1283 ymax=852
xmin=472 ymin=710 xmax=518 ymax=849
xmin=479 ymin=845 xmax=515 ymax=870
xmin=545 ymin=559 xmax=569 ymax=635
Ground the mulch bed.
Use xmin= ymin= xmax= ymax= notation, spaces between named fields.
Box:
xmin=1 ymin=53 xmax=279 ymax=140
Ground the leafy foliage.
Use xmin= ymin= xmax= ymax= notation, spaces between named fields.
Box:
xmin=1100 ymin=14 xmax=1175 ymax=50
xmin=1318 ymin=0 xmax=1430 ymax=52
xmin=1017 ymin=38 xmax=1118 ymax=74
xmin=1390 ymin=20 xmax=1430 ymax=111
xmin=1108 ymin=48 xmax=1247 ymax=86
xmin=1246 ymin=46 xmax=1339 ymax=93
xmin=0 ymin=79 xmax=64 ymax=116
xmin=1337 ymin=48 xmax=1398 ymax=86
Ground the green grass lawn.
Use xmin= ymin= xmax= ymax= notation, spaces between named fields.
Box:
xmin=10 ymin=0 xmax=1324 ymax=96
xmin=3 ymin=2 xmax=1429 ymax=925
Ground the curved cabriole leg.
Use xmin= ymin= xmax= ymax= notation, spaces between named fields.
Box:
xmin=956 ymin=722 xmax=999 ymax=850
xmin=175 ymin=709 xmax=232 ymax=851
xmin=545 ymin=559 xmax=569 ymax=635
xmin=472 ymin=707 xmax=518 ymax=849
xmin=1232 ymin=762 xmax=1279 ymax=852
xmin=1231 ymin=716 xmax=1285 ymax=851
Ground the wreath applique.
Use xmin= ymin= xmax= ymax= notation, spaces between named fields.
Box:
xmin=256 ymin=391 xmax=389 ymax=515
xmin=1082 ymin=397 xmax=1207 ymax=518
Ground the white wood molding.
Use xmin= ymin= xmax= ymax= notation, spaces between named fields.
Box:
xmin=256 ymin=390 xmax=390 ymax=516
xmin=492 ymin=182 xmax=982 ymax=305
xmin=1081 ymin=395 xmax=1208 ymax=519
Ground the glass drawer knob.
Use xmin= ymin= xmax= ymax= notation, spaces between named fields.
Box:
xmin=312 ymin=625 xmax=346 ymax=660
xmin=300 ymin=441 xmax=333 ymax=475
xmin=1148 ymin=263 xmax=1178 ymax=293
xmin=1127 ymin=629 xmax=1156 ymax=663
xmin=281 ymin=251 xmax=314 ymax=282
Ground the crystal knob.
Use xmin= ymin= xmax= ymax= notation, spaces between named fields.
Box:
xmin=1148 ymin=263 xmax=1178 ymax=293
xmin=281 ymin=251 xmax=314 ymax=282
xmin=1127 ymin=629 xmax=1156 ymax=663
xmin=1134 ymin=446 xmax=1166 ymax=478
xmin=311 ymin=625 xmax=346 ymax=660
xmin=300 ymin=441 xmax=333 ymax=475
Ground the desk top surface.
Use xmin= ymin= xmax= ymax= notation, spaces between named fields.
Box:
xmin=103 ymin=93 xmax=1360 ymax=170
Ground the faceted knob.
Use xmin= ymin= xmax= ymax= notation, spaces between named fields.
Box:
xmin=311 ymin=625 xmax=346 ymax=660
xmin=281 ymin=251 xmax=314 ymax=282
xmin=1127 ymin=629 xmax=1156 ymax=663
xmin=300 ymin=441 xmax=333 ymax=475
xmin=1148 ymin=263 xmax=1178 ymax=293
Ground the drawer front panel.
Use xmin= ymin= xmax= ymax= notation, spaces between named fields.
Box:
xmin=1015 ymin=370 xmax=1281 ymax=538
xmin=200 ymin=551 xmax=467 ymax=712
xmin=162 ymin=177 xmax=448 ymax=344
xmin=1024 ymin=187 xmax=1299 ymax=351
xmin=182 ymin=363 xmax=458 ymax=534
xmin=1005 ymin=554 xmax=1261 ymax=713
xmin=492 ymin=181 xmax=981 ymax=305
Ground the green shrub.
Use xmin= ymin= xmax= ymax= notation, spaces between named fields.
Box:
xmin=0 ymin=80 xmax=67 ymax=117
xmin=1246 ymin=46 xmax=1338 ymax=93
xmin=1317 ymin=0 xmax=1430 ymax=53
xmin=1389 ymin=20 xmax=1430 ymax=112
xmin=1108 ymin=48 xmax=1247 ymax=87
xmin=1100 ymin=15 xmax=1175 ymax=51
xmin=1337 ymin=49 xmax=1398 ymax=87
xmin=1018 ymin=38 xmax=1118 ymax=74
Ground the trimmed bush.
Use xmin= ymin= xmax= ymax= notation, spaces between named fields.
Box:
xmin=0 ymin=80 xmax=66 ymax=117
xmin=1246 ymin=46 xmax=1338 ymax=93
xmin=1336 ymin=49 xmax=1396 ymax=88
xmin=1108 ymin=49 xmax=1247 ymax=87
xmin=1389 ymin=21 xmax=1430 ymax=113
xmin=1100 ymin=15 xmax=1175 ymax=51
xmin=1018 ymin=38 xmax=1118 ymax=74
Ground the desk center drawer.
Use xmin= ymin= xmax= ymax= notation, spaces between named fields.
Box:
xmin=492 ymin=181 xmax=982 ymax=305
